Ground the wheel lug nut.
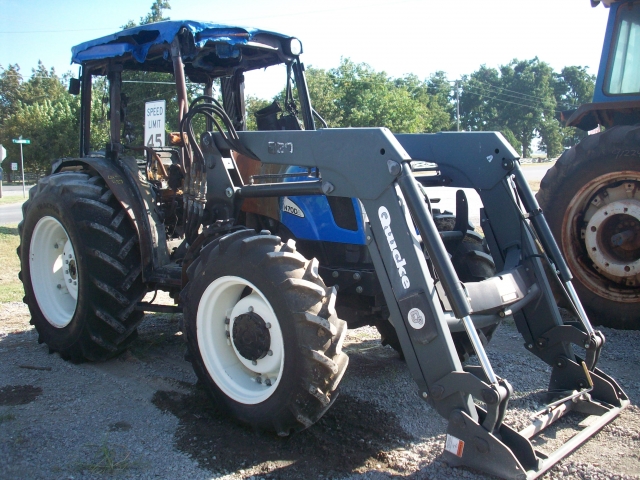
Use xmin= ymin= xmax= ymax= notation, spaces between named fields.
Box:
xmin=56 ymin=284 xmax=62 ymax=290
xmin=224 ymin=318 xmax=230 ymax=324
xmin=65 ymin=260 xmax=69 ymax=264
xmin=252 ymin=360 xmax=257 ymax=365
xmin=65 ymin=270 xmax=69 ymax=274
xmin=268 ymin=350 xmax=273 ymax=356
xmin=68 ymin=279 xmax=72 ymax=283
xmin=266 ymin=322 xmax=271 ymax=329
xmin=256 ymin=376 xmax=262 ymax=384
xmin=265 ymin=379 xmax=272 ymax=386
xmin=248 ymin=306 xmax=254 ymax=312
xmin=225 ymin=331 xmax=230 ymax=338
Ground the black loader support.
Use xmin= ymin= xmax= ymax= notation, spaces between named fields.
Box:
xmin=208 ymin=128 xmax=628 ymax=480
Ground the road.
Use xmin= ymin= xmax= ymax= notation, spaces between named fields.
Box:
xmin=421 ymin=161 xmax=554 ymax=227
xmin=0 ymin=185 xmax=31 ymax=226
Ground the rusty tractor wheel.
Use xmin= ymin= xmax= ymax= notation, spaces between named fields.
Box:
xmin=537 ymin=125 xmax=640 ymax=329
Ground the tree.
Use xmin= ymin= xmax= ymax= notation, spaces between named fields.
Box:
xmin=459 ymin=65 xmax=502 ymax=131
xmin=498 ymin=58 xmax=558 ymax=157
xmin=554 ymin=66 xmax=596 ymax=148
xmin=460 ymin=59 xmax=565 ymax=157
xmin=0 ymin=64 xmax=80 ymax=174
xmin=426 ymin=71 xmax=455 ymax=131
xmin=122 ymin=0 xmax=170 ymax=28
xmin=0 ymin=64 xmax=23 ymax=125
xmin=303 ymin=59 xmax=453 ymax=133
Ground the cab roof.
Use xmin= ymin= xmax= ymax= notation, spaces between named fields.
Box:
xmin=71 ymin=20 xmax=297 ymax=78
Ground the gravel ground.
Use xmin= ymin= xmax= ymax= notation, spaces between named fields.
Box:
xmin=0 ymin=296 xmax=638 ymax=480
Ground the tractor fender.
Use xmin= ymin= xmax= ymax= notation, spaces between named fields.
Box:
xmin=563 ymin=100 xmax=640 ymax=131
xmin=51 ymin=156 xmax=169 ymax=280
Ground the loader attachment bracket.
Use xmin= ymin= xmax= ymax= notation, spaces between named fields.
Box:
xmin=534 ymin=325 xmax=604 ymax=370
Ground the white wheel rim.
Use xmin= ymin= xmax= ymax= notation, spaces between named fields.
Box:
xmin=197 ymin=276 xmax=285 ymax=404
xmin=29 ymin=216 xmax=79 ymax=328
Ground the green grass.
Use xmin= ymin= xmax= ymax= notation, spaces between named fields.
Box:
xmin=0 ymin=412 xmax=16 ymax=424
xmin=0 ymin=225 xmax=23 ymax=303
xmin=0 ymin=196 xmax=26 ymax=206
xmin=77 ymin=439 xmax=134 ymax=474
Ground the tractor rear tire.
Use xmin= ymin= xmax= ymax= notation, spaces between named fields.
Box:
xmin=537 ymin=125 xmax=640 ymax=329
xmin=182 ymin=229 xmax=348 ymax=435
xmin=18 ymin=172 xmax=147 ymax=361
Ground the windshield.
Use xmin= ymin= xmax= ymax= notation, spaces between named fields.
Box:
xmin=606 ymin=2 xmax=640 ymax=95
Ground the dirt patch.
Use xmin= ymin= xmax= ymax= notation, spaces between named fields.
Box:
xmin=152 ymin=386 xmax=414 ymax=478
xmin=0 ymin=385 xmax=42 ymax=406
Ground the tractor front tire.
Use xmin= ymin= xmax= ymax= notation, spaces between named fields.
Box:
xmin=18 ymin=172 xmax=147 ymax=361
xmin=537 ymin=126 xmax=640 ymax=329
xmin=183 ymin=229 xmax=348 ymax=435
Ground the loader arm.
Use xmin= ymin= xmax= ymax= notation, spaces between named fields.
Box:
xmin=205 ymin=128 xmax=628 ymax=480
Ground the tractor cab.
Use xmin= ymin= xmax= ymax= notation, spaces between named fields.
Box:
xmin=68 ymin=21 xmax=317 ymax=253
xmin=565 ymin=0 xmax=640 ymax=129
xmin=70 ymin=20 xmax=314 ymax=156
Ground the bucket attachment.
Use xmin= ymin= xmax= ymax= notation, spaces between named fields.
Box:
xmin=442 ymin=358 xmax=628 ymax=479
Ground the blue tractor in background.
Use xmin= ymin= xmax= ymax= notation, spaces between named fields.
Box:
xmin=538 ymin=0 xmax=640 ymax=329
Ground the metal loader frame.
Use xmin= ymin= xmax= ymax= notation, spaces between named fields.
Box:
xmin=202 ymin=127 xmax=628 ymax=480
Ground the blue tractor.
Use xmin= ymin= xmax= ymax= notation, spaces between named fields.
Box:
xmin=17 ymin=20 xmax=628 ymax=479
xmin=538 ymin=0 xmax=640 ymax=329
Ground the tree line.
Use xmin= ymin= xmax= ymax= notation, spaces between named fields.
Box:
xmin=0 ymin=28 xmax=594 ymax=176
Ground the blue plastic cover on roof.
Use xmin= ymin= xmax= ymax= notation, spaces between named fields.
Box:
xmin=71 ymin=20 xmax=288 ymax=65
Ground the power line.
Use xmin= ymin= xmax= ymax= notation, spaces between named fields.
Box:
xmin=461 ymin=89 xmax=562 ymax=113
xmin=0 ymin=27 xmax=119 ymax=34
xmin=462 ymin=78 xmax=579 ymax=109
xmin=463 ymin=84 xmax=576 ymax=111
xmin=463 ymin=84 xmax=559 ymax=109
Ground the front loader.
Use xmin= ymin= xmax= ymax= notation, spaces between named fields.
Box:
xmin=17 ymin=21 xmax=627 ymax=479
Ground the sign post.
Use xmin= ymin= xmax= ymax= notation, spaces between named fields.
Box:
xmin=13 ymin=136 xmax=30 ymax=197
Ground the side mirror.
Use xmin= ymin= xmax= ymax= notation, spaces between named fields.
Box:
xmin=68 ymin=78 xmax=80 ymax=95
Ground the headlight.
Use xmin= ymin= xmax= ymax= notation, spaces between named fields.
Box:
xmin=288 ymin=38 xmax=303 ymax=56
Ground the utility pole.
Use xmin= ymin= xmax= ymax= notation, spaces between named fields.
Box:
xmin=12 ymin=136 xmax=31 ymax=197
xmin=0 ymin=144 xmax=5 ymax=199
xmin=455 ymin=81 xmax=460 ymax=132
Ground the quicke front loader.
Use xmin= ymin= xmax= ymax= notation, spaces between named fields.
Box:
xmin=17 ymin=21 xmax=628 ymax=480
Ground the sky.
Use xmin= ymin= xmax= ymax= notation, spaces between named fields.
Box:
xmin=1 ymin=0 xmax=611 ymax=99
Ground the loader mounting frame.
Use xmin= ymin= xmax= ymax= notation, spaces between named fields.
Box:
xmin=203 ymin=128 xmax=628 ymax=480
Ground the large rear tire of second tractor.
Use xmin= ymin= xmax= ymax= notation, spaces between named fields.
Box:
xmin=183 ymin=229 xmax=349 ymax=435
xmin=537 ymin=125 xmax=640 ymax=329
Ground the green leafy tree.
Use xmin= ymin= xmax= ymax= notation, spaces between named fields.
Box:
xmin=0 ymin=64 xmax=23 ymax=125
xmin=426 ymin=71 xmax=455 ymax=131
xmin=304 ymin=66 xmax=343 ymax=127
xmin=0 ymin=65 xmax=80 ymax=174
xmin=460 ymin=59 xmax=564 ymax=157
xmin=459 ymin=65 xmax=502 ymax=131
xmin=303 ymin=59 xmax=452 ymax=133
xmin=554 ymin=66 xmax=596 ymax=148
xmin=498 ymin=58 xmax=558 ymax=157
